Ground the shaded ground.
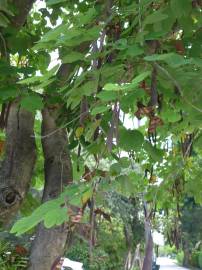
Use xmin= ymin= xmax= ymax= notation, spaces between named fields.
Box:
xmin=156 ymin=257 xmax=189 ymax=270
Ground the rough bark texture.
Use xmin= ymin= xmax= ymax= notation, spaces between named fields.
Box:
xmin=0 ymin=0 xmax=36 ymax=225
xmin=0 ymin=101 xmax=36 ymax=225
xmin=29 ymin=107 xmax=73 ymax=270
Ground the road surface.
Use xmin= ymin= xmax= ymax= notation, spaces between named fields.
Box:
xmin=156 ymin=257 xmax=189 ymax=270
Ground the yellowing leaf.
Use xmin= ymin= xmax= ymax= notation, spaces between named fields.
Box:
xmin=81 ymin=189 xmax=92 ymax=206
xmin=75 ymin=126 xmax=84 ymax=138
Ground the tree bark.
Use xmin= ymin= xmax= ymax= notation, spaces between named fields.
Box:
xmin=142 ymin=233 xmax=153 ymax=270
xmin=0 ymin=0 xmax=37 ymax=225
xmin=0 ymin=101 xmax=36 ymax=225
xmin=142 ymin=201 xmax=153 ymax=270
xmin=29 ymin=107 xmax=73 ymax=270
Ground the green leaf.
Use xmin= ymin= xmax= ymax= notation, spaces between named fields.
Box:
xmin=170 ymin=0 xmax=192 ymax=18
xmin=85 ymin=120 xmax=101 ymax=141
xmin=21 ymin=95 xmax=43 ymax=113
xmin=47 ymin=0 xmax=67 ymax=5
xmin=18 ymin=65 xmax=59 ymax=85
xmin=161 ymin=108 xmax=181 ymax=123
xmin=103 ymin=83 xmax=121 ymax=91
xmin=110 ymin=163 xmax=121 ymax=176
xmin=11 ymin=200 xmax=61 ymax=235
xmin=44 ymin=207 xmax=67 ymax=228
xmin=18 ymin=76 xmax=41 ymax=85
xmin=144 ymin=142 xmax=164 ymax=162
xmin=119 ymin=157 xmax=130 ymax=168
xmin=91 ymin=105 xmax=109 ymax=115
xmin=62 ymin=51 xmax=84 ymax=63
xmin=103 ymin=71 xmax=150 ymax=92
xmin=125 ymin=45 xmax=144 ymax=57
xmin=0 ymin=86 xmax=18 ymax=100
xmin=97 ymin=91 xmax=117 ymax=101
xmin=131 ymin=71 xmax=151 ymax=86
xmin=76 ymin=8 xmax=97 ymax=25
xmin=79 ymin=81 xmax=98 ymax=96
xmin=34 ymin=24 xmax=67 ymax=44
xmin=143 ymin=10 xmax=168 ymax=26
xmin=119 ymin=128 xmax=144 ymax=152
xmin=144 ymin=53 xmax=191 ymax=67
xmin=144 ymin=53 xmax=173 ymax=61
xmin=115 ymin=175 xmax=137 ymax=196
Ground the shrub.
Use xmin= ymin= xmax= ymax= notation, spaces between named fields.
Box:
xmin=176 ymin=250 xmax=184 ymax=266
xmin=190 ymin=251 xmax=200 ymax=267
xmin=198 ymin=251 xmax=202 ymax=269
xmin=65 ymin=243 xmax=122 ymax=270
xmin=65 ymin=243 xmax=89 ymax=269
xmin=159 ymin=245 xmax=177 ymax=258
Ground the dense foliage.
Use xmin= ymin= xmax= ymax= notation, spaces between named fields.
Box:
xmin=0 ymin=0 xmax=202 ymax=269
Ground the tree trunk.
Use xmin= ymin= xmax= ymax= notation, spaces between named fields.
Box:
xmin=0 ymin=101 xmax=36 ymax=225
xmin=142 ymin=233 xmax=153 ymax=270
xmin=0 ymin=0 xmax=37 ymax=225
xmin=142 ymin=201 xmax=153 ymax=270
xmin=29 ymin=107 xmax=72 ymax=270
xmin=183 ymin=238 xmax=190 ymax=267
xmin=124 ymin=225 xmax=133 ymax=270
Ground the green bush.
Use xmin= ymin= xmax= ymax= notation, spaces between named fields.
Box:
xmin=65 ymin=218 xmax=125 ymax=270
xmin=176 ymin=250 xmax=184 ymax=266
xmin=159 ymin=245 xmax=177 ymax=257
xmin=198 ymin=251 xmax=202 ymax=269
xmin=65 ymin=243 xmax=122 ymax=270
xmin=190 ymin=251 xmax=200 ymax=267
xmin=189 ymin=250 xmax=202 ymax=268
xmin=65 ymin=243 xmax=90 ymax=269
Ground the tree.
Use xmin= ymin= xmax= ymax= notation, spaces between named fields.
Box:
xmin=180 ymin=198 xmax=202 ymax=266
xmin=0 ymin=0 xmax=202 ymax=269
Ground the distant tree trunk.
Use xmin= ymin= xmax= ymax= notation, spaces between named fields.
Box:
xmin=142 ymin=233 xmax=153 ymax=270
xmin=131 ymin=243 xmax=142 ymax=270
xmin=0 ymin=101 xmax=36 ymax=225
xmin=142 ymin=201 xmax=153 ymax=270
xmin=183 ymin=238 xmax=190 ymax=267
xmin=124 ymin=225 xmax=133 ymax=270
xmin=29 ymin=107 xmax=73 ymax=270
xmin=89 ymin=195 xmax=96 ymax=263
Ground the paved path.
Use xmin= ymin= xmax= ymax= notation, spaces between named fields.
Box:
xmin=156 ymin=257 xmax=189 ymax=270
